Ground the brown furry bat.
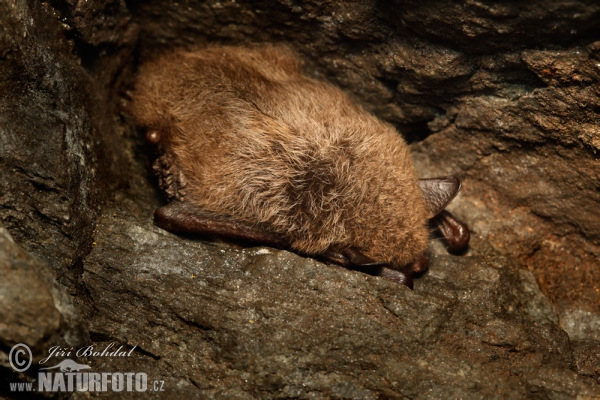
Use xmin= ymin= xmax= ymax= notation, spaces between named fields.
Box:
xmin=131 ymin=45 xmax=469 ymax=288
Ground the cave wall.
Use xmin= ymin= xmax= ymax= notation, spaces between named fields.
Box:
xmin=129 ymin=0 xmax=600 ymax=318
xmin=0 ymin=0 xmax=136 ymax=290
xmin=0 ymin=0 xmax=599 ymax=397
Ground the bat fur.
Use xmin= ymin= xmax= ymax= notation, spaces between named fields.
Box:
xmin=131 ymin=45 xmax=434 ymax=270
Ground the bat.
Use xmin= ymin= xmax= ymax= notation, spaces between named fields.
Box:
xmin=130 ymin=45 xmax=469 ymax=288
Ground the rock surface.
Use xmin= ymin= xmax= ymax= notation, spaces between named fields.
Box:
xmin=0 ymin=0 xmax=136 ymax=291
xmin=80 ymin=187 xmax=597 ymax=397
xmin=131 ymin=0 xmax=600 ymax=319
xmin=0 ymin=0 xmax=598 ymax=397
xmin=0 ymin=224 xmax=87 ymax=394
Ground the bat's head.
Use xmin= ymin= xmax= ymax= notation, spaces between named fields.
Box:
xmin=363 ymin=175 xmax=466 ymax=266
xmin=369 ymin=176 xmax=468 ymax=286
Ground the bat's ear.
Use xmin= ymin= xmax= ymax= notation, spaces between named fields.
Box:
xmin=419 ymin=176 xmax=462 ymax=218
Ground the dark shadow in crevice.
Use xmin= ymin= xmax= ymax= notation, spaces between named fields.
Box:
xmin=396 ymin=120 xmax=434 ymax=144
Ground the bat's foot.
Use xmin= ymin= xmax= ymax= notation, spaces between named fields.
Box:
xmin=378 ymin=254 xmax=427 ymax=290
xmin=320 ymin=246 xmax=420 ymax=289
xmin=377 ymin=267 xmax=413 ymax=289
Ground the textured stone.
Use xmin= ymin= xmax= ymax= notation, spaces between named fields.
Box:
xmin=128 ymin=0 xmax=600 ymax=322
xmin=0 ymin=0 xmax=135 ymax=290
xmin=573 ymin=340 xmax=600 ymax=384
xmin=79 ymin=191 xmax=599 ymax=397
xmin=0 ymin=224 xmax=86 ymax=390
xmin=1 ymin=0 xmax=599 ymax=397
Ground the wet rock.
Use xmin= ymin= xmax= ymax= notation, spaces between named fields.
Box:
xmin=412 ymin=43 xmax=600 ymax=320
xmin=572 ymin=340 xmax=600 ymax=384
xmin=0 ymin=224 xmax=87 ymax=389
xmin=128 ymin=0 xmax=600 ymax=323
xmin=0 ymin=0 xmax=135 ymax=291
xmin=385 ymin=1 xmax=600 ymax=53
xmin=80 ymin=196 xmax=599 ymax=397
xmin=1 ymin=0 xmax=599 ymax=397
xmin=560 ymin=307 xmax=600 ymax=341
